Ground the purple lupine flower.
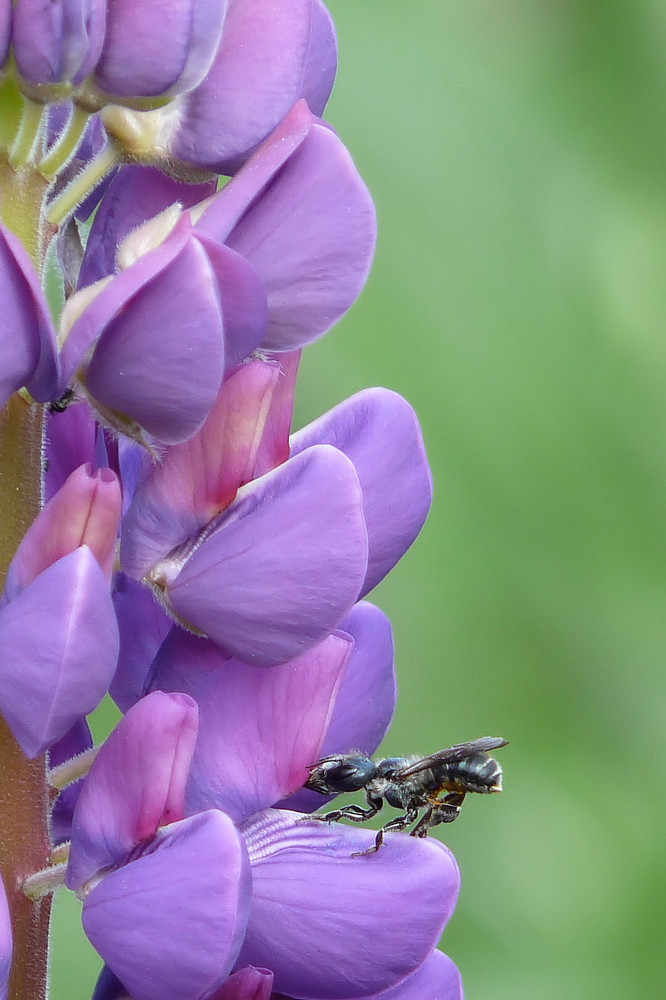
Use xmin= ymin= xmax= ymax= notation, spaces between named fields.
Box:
xmin=66 ymin=659 xmax=458 ymax=1000
xmin=93 ymin=0 xmax=227 ymax=102
xmin=139 ymin=601 xmax=395 ymax=820
xmin=0 ymin=464 xmax=120 ymax=756
xmin=12 ymin=0 xmax=106 ymax=90
xmin=0 ymin=874 xmax=11 ymax=1000
xmin=67 ymin=692 xmax=252 ymax=1000
xmin=119 ymin=354 xmax=432 ymax=667
xmin=58 ymin=206 xmax=265 ymax=446
xmin=0 ymin=223 xmax=60 ymax=406
xmin=81 ymin=101 xmax=376 ymax=356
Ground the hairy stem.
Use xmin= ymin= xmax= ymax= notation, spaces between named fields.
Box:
xmin=0 ymin=395 xmax=51 ymax=1000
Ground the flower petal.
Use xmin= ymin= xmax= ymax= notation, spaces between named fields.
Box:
xmin=83 ymin=811 xmax=250 ymax=1000
xmin=211 ymin=966 xmax=273 ymax=1000
xmin=168 ymin=0 xmax=328 ymax=173
xmin=149 ymin=628 xmax=352 ymax=822
xmin=83 ymin=235 xmax=225 ymax=445
xmin=280 ymin=601 xmax=395 ymax=814
xmin=200 ymin=113 xmax=376 ymax=352
xmin=45 ymin=400 xmax=99 ymax=502
xmin=79 ymin=165 xmax=217 ymax=287
xmin=0 ymin=224 xmax=59 ymax=405
xmin=13 ymin=0 xmax=106 ymax=86
xmin=168 ymin=445 xmax=368 ymax=666
xmin=194 ymin=101 xmax=312 ymax=242
xmin=0 ymin=547 xmax=119 ymax=758
xmin=300 ymin=0 xmax=337 ymax=116
xmin=67 ymin=691 xmax=198 ymax=891
xmin=94 ymin=0 xmax=226 ymax=99
xmin=290 ymin=388 xmax=433 ymax=595
xmin=110 ymin=574 xmax=173 ymax=712
xmin=91 ymin=965 xmax=130 ymax=1000
xmin=239 ymin=810 xmax=460 ymax=1000
xmin=121 ymin=359 xmax=282 ymax=579
xmin=3 ymin=464 xmax=120 ymax=600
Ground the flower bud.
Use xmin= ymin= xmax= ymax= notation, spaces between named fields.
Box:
xmin=92 ymin=0 xmax=227 ymax=104
xmin=13 ymin=0 xmax=106 ymax=97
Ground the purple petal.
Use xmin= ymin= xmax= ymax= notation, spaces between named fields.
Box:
xmin=0 ymin=547 xmax=119 ymax=758
xmin=238 ymin=810 xmax=460 ymax=1000
xmin=168 ymin=445 xmax=368 ymax=666
xmin=79 ymin=165 xmax=217 ymax=287
xmin=300 ymin=1 xmax=337 ymax=116
xmin=195 ymin=101 xmax=312 ymax=242
xmin=110 ymin=575 xmax=173 ymax=712
xmin=194 ymin=234 xmax=268 ymax=370
xmin=280 ymin=601 xmax=395 ymax=814
xmin=150 ymin=628 xmax=352 ymax=822
xmin=251 ymin=350 xmax=300 ymax=479
xmin=332 ymin=951 xmax=463 ymax=1000
xmin=83 ymin=235 xmax=225 ymax=445
xmin=0 ymin=874 xmax=11 ymax=1000
xmin=94 ymin=0 xmax=226 ymax=99
xmin=196 ymin=104 xmax=375 ymax=352
xmin=120 ymin=360 xmax=283 ymax=579
xmin=211 ymin=967 xmax=273 ymax=1000
xmin=0 ymin=1 xmax=10 ymax=67
xmin=223 ymin=120 xmax=375 ymax=352
xmin=168 ymin=0 xmax=328 ymax=173
xmin=61 ymin=211 xmax=193 ymax=382
xmin=82 ymin=811 xmax=250 ymax=1000
xmin=91 ymin=966 xmax=130 ymax=1000
xmin=290 ymin=389 xmax=433 ymax=595
xmin=0 ymin=224 xmax=59 ymax=405
xmin=273 ymin=951 xmax=463 ymax=1000
xmin=45 ymin=400 xmax=99 ymax=502
xmin=3 ymin=464 xmax=120 ymax=600
xmin=67 ymin=691 xmax=198 ymax=891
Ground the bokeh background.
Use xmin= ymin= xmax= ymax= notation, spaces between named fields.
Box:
xmin=50 ymin=2 xmax=666 ymax=997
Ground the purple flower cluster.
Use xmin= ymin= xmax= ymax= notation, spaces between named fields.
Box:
xmin=0 ymin=4 xmax=464 ymax=999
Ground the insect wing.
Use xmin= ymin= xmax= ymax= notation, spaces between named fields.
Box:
xmin=395 ymin=736 xmax=509 ymax=777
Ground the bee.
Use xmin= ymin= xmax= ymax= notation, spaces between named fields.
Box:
xmin=304 ymin=736 xmax=508 ymax=854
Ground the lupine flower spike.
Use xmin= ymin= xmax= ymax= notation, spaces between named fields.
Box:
xmin=0 ymin=4 xmax=498 ymax=1000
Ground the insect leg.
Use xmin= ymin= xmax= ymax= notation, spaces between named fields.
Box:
xmin=352 ymin=806 xmax=420 ymax=857
xmin=306 ymin=794 xmax=383 ymax=826
xmin=411 ymin=792 xmax=465 ymax=838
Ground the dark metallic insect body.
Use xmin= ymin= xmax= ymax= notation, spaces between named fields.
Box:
xmin=305 ymin=736 xmax=508 ymax=854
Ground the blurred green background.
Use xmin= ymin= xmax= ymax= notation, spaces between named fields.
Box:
xmin=50 ymin=2 xmax=666 ymax=997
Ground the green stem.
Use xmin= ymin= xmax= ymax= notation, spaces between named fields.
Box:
xmin=46 ymin=141 xmax=120 ymax=227
xmin=38 ymin=105 xmax=91 ymax=179
xmin=8 ymin=99 xmax=45 ymax=169
xmin=0 ymin=396 xmax=51 ymax=1000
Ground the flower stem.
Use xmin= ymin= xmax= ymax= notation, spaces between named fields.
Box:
xmin=48 ymin=747 xmax=99 ymax=790
xmin=38 ymin=104 xmax=91 ymax=180
xmin=46 ymin=141 xmax=120 ymax=227
xmin=0 ymin=395 xmax=52 ymax=1000
xmin=8 ymin=98 xmax=44 ymax=169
